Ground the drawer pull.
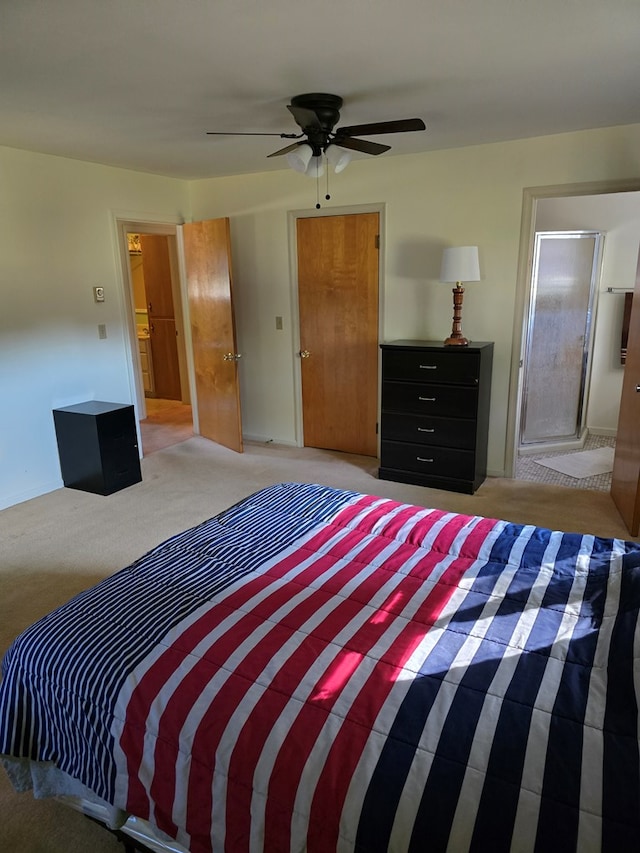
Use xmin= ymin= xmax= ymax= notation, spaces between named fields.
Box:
xmin=418 ymin=396 xmax=436 ymax=402
xmin=417 ymin=456 xmax=434 ymax=463
xmin=420 ymin=364 xmax=437 ymax=370
xmin=417 ymin=427 xmax=435 ymax=433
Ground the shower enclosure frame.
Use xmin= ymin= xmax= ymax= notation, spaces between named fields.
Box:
xmin=518 ymin=230 xmax=603 ymax=453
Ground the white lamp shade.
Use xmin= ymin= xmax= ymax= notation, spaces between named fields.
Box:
xmin=326 ymin=145 xmax=352 ymax=173
xmin=440 ymin=246 xmax=481 ymax=283
xmin=305 ymin=155 xmax=324 ymax=177
xmin=287 ymin=143 xmax=313 ymax=173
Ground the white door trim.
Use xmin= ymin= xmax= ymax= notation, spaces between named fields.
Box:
xmin=111 ymin=213 xmax=192 ymax=446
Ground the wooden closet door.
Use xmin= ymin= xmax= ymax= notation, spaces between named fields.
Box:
xmin=297 ymin=213 xmax=379 ymax=457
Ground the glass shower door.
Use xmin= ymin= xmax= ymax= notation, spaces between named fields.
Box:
xmin=520 ymin=231 xmax=602 ymax=446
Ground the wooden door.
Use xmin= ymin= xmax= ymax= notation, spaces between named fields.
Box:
xmin=297 ymin=213 xmax=379 ymax=457
xmin=611 ymin=255 xmax=640 ymax=536
xmin=182 ymin=218 xmax=243 ymax=453
xmin=141 ymin=235 xmax=182 ymax=400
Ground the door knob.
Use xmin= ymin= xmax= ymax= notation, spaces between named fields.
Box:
xmin=299 ymin=350 xmax=311 ymax=359
xmin=636 ymin=384 xmax=640 ymax=392
xmin=223 ymin=352 xmax=242 ymax=361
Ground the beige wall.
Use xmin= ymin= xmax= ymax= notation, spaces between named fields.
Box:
xmin=0 ymin=146 xmax=189 ymax=509
xmin=188 ymin=123 xmax=640 ymax=476
xmin=2 ymin=122 xmax=640 ymax=509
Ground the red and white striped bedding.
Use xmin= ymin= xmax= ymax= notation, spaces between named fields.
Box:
xmin=1 ymin=482 xmax=639 ymax=852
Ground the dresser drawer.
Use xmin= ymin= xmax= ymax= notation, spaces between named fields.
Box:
xmin=382 ymin=349 xmax=481 ymax=385
xmin=380 ymin=440 xmax=476 ymax=480
xmin=381 ymin=412 xmax=476 ymax=449
xmin=382 ymin=380 xmax=478 ymax=418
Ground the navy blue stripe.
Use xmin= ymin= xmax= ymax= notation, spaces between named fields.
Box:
xmin=601 ymin=546 xmax=640 ymax=851
xmin=533 ymin=537 xmax=610 ymax=852
xmin=355 ymin=523 xmax=536 ymax=853
xmin=409 ymin=528 xmax=568 ymax=853
xmin=470 ymin=533 xmax=598 ymax=852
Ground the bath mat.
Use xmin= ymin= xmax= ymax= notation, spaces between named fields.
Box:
xmin=534 ymin=446 xmax=615 ymax=479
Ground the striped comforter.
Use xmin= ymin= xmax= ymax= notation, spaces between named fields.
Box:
xmin=1 ymin=482 xmax=639 ymax=852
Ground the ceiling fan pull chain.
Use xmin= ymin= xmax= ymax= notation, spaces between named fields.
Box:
xmin=325 ymin=154 xmax=331 ymax=201
xmin=315 ymin=166 xmax=321 ymax=209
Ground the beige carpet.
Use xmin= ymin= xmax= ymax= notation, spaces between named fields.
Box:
xmin=0 ymin=437 xmax=634 ymax=851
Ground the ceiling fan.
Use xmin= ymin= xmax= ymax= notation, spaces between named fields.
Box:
xmin=206 ymin=93 xmax=426 ymax=163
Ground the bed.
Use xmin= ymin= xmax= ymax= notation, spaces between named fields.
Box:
xmin=1 ymin=481 xmax=639 ymax=852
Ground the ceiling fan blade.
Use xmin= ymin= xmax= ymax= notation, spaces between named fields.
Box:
xmin=267 ymin=141 xmax=305 ymax=158
xmin=334 ymin=136 xmax=391 ymax=156
xmin=206 ymin=131 xmax=301 ymax=137
xmin=336 ymin=118 xmax=426 ymax=137
xmin=287 ymin=104 xmax=322 ymax=129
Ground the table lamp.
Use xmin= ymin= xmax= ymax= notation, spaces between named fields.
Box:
xmin=440 ymin=245 xmax=480 ymax=346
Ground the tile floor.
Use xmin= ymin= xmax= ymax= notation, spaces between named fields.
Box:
xmin=515 ymin=434 xmax=615 ymax=492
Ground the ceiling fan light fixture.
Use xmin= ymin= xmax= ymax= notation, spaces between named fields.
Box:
xmin=305 ymin=155 xmax=325 ymax=178
xmin=326 ymin=145 xmax=352 ymax=173
xmin=286 ymin=143 xmax=313 ymax=173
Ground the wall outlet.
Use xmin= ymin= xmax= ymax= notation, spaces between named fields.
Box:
xmin=97 ymin=324 xmax=107 ymax=339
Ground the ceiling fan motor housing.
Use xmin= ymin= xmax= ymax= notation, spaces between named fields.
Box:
xmin=290 ymin=93 xmax=343 ymax=154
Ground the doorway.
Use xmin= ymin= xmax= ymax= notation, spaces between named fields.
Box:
xmin=507 ymin=181 xmax=640 ymax=491
xmin=118 ymin=216 xmax=243 ymax=458
xmin=128 ymin=233 xmax=184 ymax=401
xmin=119 ymin=223 xmax=194 ymax=455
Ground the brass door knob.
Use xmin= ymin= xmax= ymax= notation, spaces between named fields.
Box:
xmin=223 ymin=352 xmax=242 ymax=361
xmin=299 ymin=350 xmax=311 ymax=359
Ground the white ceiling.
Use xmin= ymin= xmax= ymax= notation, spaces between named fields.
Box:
xmin=1 ymin=0 xmax=639 ymax=180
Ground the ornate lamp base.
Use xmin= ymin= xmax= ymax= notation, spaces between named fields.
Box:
xmin=444 ymin=333 xmax=469 ymax=346
xmin=444 ymin=283 xmax=469 ymax=347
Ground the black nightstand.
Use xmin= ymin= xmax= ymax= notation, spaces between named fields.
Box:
xmin=379 ymin=341 xmax=493 ymax=494
xmin=53 ymin=401 xmax=142 ymax=496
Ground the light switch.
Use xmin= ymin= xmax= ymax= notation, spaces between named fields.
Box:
xmin=97 ymin=324 xmax=107 ymax=339
xmin=93 ymin=286 xmax=105 ymax=303
xmin=275 ymin=316 xmax=283 ymax=330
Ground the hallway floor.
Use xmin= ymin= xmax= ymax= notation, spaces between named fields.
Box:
xmin=515 ymin=434 xmax=615 ymax=492
xmin=140 ymin=398 xmax=193 ymax=454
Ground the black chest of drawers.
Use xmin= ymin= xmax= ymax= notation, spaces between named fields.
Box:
xmin=53 ymin=401 xmax=142 ymax=496
xmin=379 ymin=341 xmax=493 ymax=494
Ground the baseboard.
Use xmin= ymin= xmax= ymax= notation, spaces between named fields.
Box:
xmin=487 ymin=467 xmax=506 ymax=479
xmin=242 ymin=433 xmax=299 ymax=447
xmin=0 ymin=478 xmax=62 ymax=512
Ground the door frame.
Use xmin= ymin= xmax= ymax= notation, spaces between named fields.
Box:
xmin=506 ymin=178 xmax=640 ymax=478
xmin=287 ymin=203 xmax=386 ymax=449
xmin=112 ymin=214 xmax=197 ymax=440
